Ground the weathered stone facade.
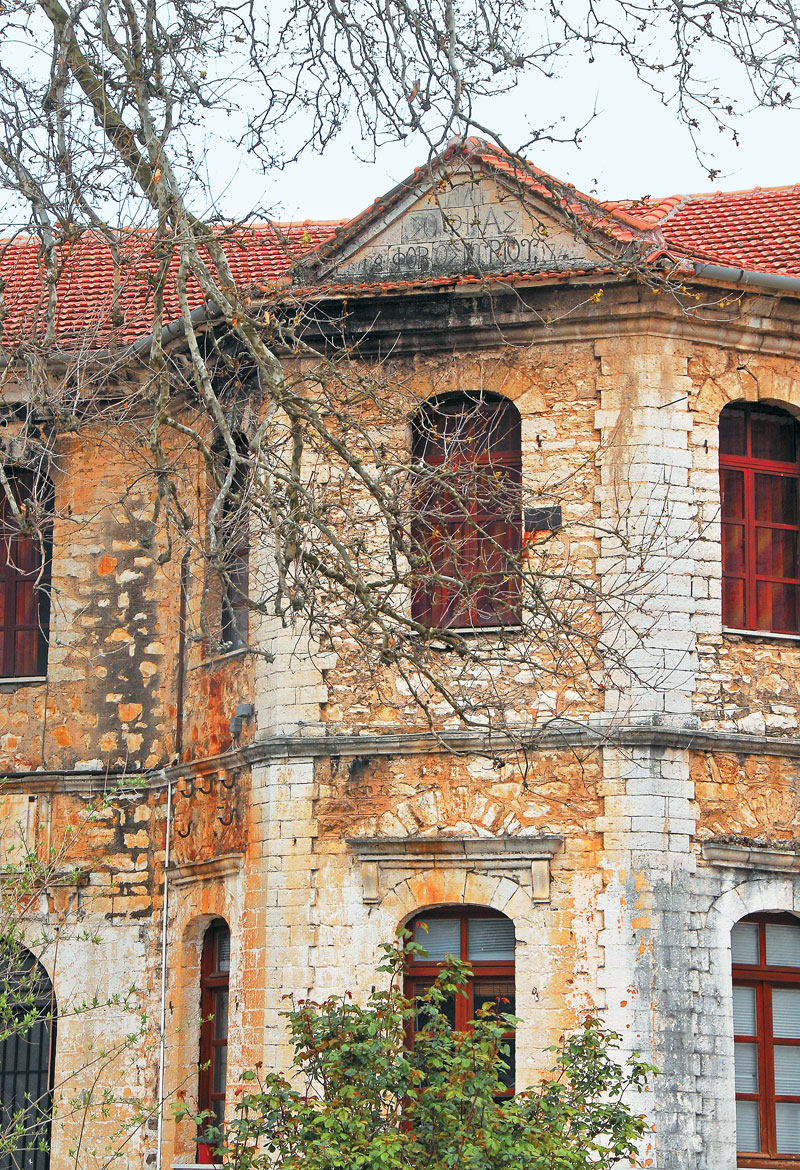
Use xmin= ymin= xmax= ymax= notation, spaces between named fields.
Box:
xmin=4 ymin=144 xmax=800 ymax=1170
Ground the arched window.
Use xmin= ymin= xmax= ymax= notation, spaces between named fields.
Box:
xmin=197 ymin=920 xmax=230 ymax=1165
xmin=404 ymin=906 xmax=515 ymax=1095
xmin=411 ymin=393 xmax=522 ymax=629
xmin=732 ymin=913 xmax=800 ymax=1162
xmin=0 ymin=946 xmax=56 ymax=1170
xmin=720 ymin=404 xmax=800 ymax=634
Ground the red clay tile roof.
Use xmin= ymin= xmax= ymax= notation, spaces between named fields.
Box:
xmin=3 ymin=140 xmax=800 ymax=352
xmin=0 ymin=222 xmax=340 ymax=349
xmin=654 ymin=184 xmax=800 ymax=277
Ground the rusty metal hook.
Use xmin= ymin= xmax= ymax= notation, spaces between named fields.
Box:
xmin=175 ymin=819 xmax=192 ymax=838
xmin=197 ymin=776 xmax=214 ymax=795
xmin=217 ymin=808 xmax=234 ymax=826
xmin=219 ymin=772 xmax=236 ymax=790
xmin=176 ymin=776 xmax=195 ymax=800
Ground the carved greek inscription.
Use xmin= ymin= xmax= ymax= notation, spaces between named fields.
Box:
xmin=335 ymin=191 xmax=587 ymax=283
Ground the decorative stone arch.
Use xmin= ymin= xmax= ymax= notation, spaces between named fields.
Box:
xmin=699 ymin=873 xmax=800 ymax=1170
xmin=349 ymin=836 xmax=560 ymax=911
xmin=385 ymin=868 xmax=535 ymax=934
xmin=345 ymin=835 xmax=565 ymax=1092
xmin=708 ymin=872 xmax=800 ymax=943
xmin=164 ymin=856 xmax=243 ymax=1170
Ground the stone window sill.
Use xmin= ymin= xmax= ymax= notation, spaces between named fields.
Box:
xmin=0 ymin=674 xmax=46 ymax=690
xmin=723 ymin=627 xmax=800 ymax=644
xmin=192 ymin=647 xmax=250 ymax=671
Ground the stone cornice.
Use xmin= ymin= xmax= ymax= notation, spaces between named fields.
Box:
xmin=347 ymin=835 xmax=562 ymax=904
xmin=347 ymin=835 xmax=562 ymax=862
xmin=163 ymin=720 xmax=800 ymax=779
xmin=5 ymin=720 xmax=799 ymax=792
xmin=299 ymin=281 xmax=800 ymax=359
xmin=702 ymin=842 xmax=800 ymax=872
xmin=167 ymin=851 xmax=243 ymax=887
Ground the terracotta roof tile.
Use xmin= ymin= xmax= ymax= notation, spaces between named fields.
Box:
xmin=3 ymin=142 xmax=800 ymax=352
xmin=0 ymin=222 xmax=340 ymax=349
xmin=656 ymin=185 xmax=800 ymax=277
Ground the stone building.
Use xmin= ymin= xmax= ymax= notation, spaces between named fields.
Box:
xmin=2 ymin=138 xmax=800 ymax=1170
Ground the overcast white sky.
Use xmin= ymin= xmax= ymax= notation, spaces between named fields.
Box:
xmin=201 ymin=46 xmax=800 ymax=225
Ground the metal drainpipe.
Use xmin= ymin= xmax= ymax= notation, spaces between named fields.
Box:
xmin=692 ymin=262 xmax=800 ymax=296
xmin=155 ymin=775 xmax=173 ymax=1170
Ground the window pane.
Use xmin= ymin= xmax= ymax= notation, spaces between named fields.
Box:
xmin=756 ymin=580 xmax=800 ymax=633
xmin=766 ymin=923 xmax=800 ymax=968
xmin=216 ymin=929 xmax=231 ymax=973
xmin=774 ymin=1045 xmax=800 ymax=1095
xmin=736 ymin=1099 xmax=761 ymax=1151
xmin=214 ymin=990 xmax=229 ymax=1041
xmin=777 ymin=1103 xmax=800 ymax=1154
xmin=467 ymin=917 xmax=515 ymax=961
xmin=734 ymin=1042 xmax=759 ymax=1092
xmin=722 ymin=576 xmax=745 ymax=629
xmin=496 ymin=1036 xmax=515 ymax=1091
xmin=721 ymin=469 xmax=745 ymax=519
xmin=732 ymin=922 xmax=760 ymax=964
xmin=411 ymin=982 xmax=457 ymax=1030
xmin=733 ymin=985 xmax=757 ymax=1036
xmin=756 ymin=528 xmax=800 ymax=579
xmin=720 ymin=409 xmax=747 ymax=457
xmin=755 ymin=473 xmax=798 ymax=524
xmin=473 ymin=979 xmax=515 ymax=1018
xmin=772 ymin=989 xmax=800 ymax=1039
xmin=212 ymin=1044 xmax=227 ymax=1095
xmin=14 ymin=628 xmax=37 ymax=677
xmin=722 ymin=524 xmax=745 ymax=575
xmin=752 ymin=412 xmax=797 ymax=463
xmin=412 ymin=918 xmax=462 ymax=960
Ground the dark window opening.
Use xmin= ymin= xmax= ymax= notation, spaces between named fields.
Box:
xmin=0 ymin=470 xmax=52 ymax=678
xmin=197 ymin=919 xmax=230 ymax=1165
xmin=214 ymin=440 xmax=249 ymax=651
xmin=720 ymin=404 xmax=800 ymax=634
xmin=404 ymin=906 xmax=516 ymax=1095
xmin=733 ymin=913 xmax=800 ymax=1166
xmin=0 ymin=946 xmax=56 ymax=1170
xmin=411 ymin=393 xmax=522 ymax=629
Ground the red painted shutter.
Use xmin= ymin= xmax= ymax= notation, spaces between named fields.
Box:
xmin=411 ymin=395 xmax=521 ymax=629
xmin=720 ymin=405 xmax=800 ymax=634
xmin=0 ymin=471 xmax=51 ymax=677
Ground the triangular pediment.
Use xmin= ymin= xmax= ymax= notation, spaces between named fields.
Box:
xmin=297 ymin=143 xmax=652 ymax=287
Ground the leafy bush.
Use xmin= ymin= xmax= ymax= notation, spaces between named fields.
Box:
xmin=186 ymin=938 xmax=655 ymax=1169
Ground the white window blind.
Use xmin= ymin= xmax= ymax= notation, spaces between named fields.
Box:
xmin=766 ymin=923 xmax=800 ymax=967
xmin=736 ymin=1100 xmax=760 ymax=1151
xmin=732 ymin=922 xmax=759 ymax=964
xmin=217 ymin=930 xmax=231 ymax=972
xmin=773 ymin=989 xmax=800 ymax=1039
xmin=774 ymin=1046 xmax=800 ymax=1095
xmin=467 ymin=917 xmax=515 ymax=961
xmin=777 ymin=1103 xmax=800 ymax=1154
xmin=734 ymin=1042 xmax=759 ymax=1092
xmin=413 ymin=918 xmax=461 ymax=960
xmin=733 ymin=985 xmax=757 ymax=1036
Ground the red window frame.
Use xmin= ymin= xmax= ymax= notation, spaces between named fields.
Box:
xmin=197 ymin=919 xmax=230 ymax=1165
xmin=411 ymin=393 xmax=522 ymax=630
xmin=404 ymin=906 xmax=516 ymax=1096
xmin=0 ymin=470 xmax=51 ymax=679
xmin=733 ymin=913 xmax=800 ymax=1166
xmin=720 ymin=404 xmax=800 ymax=634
